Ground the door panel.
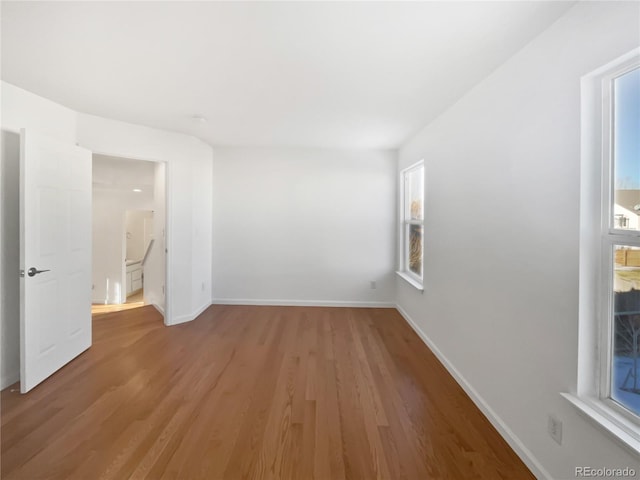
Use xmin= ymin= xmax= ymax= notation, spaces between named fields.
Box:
xmin=20 ymin=130 xmax=92 ymax=393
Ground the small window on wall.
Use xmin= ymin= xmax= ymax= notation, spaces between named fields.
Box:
xmin=398 ymin=161 xmax=424 ymax=290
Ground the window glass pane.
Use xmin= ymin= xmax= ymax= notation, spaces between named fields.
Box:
xmin=409 ymin=224 xmax=423 ymax=278
xmin=612 ymin=245 xmax=640 ymax=416
xmin=612 ymin=67 xmax=640 ymax=231
xmin=405 ymin=166 xmax=424 ymax=221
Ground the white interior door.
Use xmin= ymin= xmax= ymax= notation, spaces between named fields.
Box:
xmin=20 ymin=129 xmax=92 ymax=393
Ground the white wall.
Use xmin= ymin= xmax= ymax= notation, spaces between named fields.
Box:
xmin=76 ymin=113 xmax=213 ymax=324
xmin=189 ymin=150 xmax=213 ymax=318
xmin=1 ymin=131 xmax=21 ymax=389
xmin=212 ymin=147 xmax=396 ymax=306
xmin=1 ymin=82 xmax=213 ymax=326
xmin=396 ymin=2 xmax=640 ymax=478
xmin=145 ymin=162 xmax=167 ymax=311
xmin=1 ymin=82 xmax=77 ymax=143
xmin=125 ymin=210 xmax=153 ymax=261
xmin=92 ymin=188 xmax=153 ymax=304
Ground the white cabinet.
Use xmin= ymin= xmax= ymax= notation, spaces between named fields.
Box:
xmin=126 ymin=261 xmax=143 ymax=296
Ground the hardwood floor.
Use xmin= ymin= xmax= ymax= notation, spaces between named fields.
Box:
xmin=1 ymin=305 xmax=534 ymax=479
xmin=91 ymin=291 xmax=145 ymax=316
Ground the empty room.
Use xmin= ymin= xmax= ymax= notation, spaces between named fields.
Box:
xmin=1 ymin=1 xmax=639 ymax=479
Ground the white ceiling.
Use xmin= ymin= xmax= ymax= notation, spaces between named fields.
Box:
xmin=1 ymin=1 xmax=575 ymax=149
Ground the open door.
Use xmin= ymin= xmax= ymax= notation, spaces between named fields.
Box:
xmin=20 ymin=130 xmax=92 ymax=393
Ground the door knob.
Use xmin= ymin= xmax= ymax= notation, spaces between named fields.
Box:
xmin=27 ymin=267 xmax=50 ymax=277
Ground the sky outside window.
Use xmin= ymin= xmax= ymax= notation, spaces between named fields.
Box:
xmin=614 ymin=68 xmax=640 ymax=190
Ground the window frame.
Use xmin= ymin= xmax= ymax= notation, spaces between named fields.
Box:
xmin=600 ymin=60 xmax=640 ymax=426
xmin=567 ymin=48 xmax=640 ymax=455
xmin=397 ymin=160 xmax=425 ymax=291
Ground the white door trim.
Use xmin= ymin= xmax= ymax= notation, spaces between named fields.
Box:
xmin=86 ymin=148 xmax=172 ymax=325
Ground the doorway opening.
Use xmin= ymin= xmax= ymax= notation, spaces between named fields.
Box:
xmin=91 ymin=154 xmax=166 ymax=318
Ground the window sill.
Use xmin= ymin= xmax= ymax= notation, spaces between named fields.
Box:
xmin=561 ymin=393 xmax=640 ymax=456
xmin=395 ymin=271 xmax=424 ymax=292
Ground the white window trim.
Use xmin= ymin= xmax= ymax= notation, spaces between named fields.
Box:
xmin=568 ymin=48 xmax=640 ymax=456
xmin=397 ymin=160 xmax=425 ymax=291
xmin=395 ymin=270 xmax=424 ymax=291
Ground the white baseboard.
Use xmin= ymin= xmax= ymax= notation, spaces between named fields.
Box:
xmin=1 ymin=371 xmax=19 ymax=391
xmin=191 ymin=301 xmax=210 ymax=318
xmin=211 ymin=298 xmax=395 ymax=308
xmin=167 ymin=301 xmax=210 ymax=326
xmin=394 ymin=304 xmax=551 ymax=480
xmin=152 ymin=302 xmax=165 ymax=316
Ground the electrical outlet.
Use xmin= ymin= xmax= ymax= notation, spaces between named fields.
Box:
xmin=370 ymin=281 xmax=377 ymax=290
xmin=547 ymin=415 xmax=562 ymax=445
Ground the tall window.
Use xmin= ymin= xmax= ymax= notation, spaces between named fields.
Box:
xmin=571 ymin=51 xmax=640 ymax=455
xmin=399 ymin=161 xmax=424 ymax=289
xmin=607 ymin=65 xmax=640 ymax=421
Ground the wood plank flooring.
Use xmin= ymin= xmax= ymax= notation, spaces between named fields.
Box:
xmin=1 ymin=305 xmax=534 ymax=479
xmin=91 ymin=291 xmax=145 ymax=316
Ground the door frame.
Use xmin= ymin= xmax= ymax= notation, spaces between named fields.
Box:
xmin=0 ymin=128 xmax=20 ymax=389
xmin=89 ymin=149 xmax=172 ymax=325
